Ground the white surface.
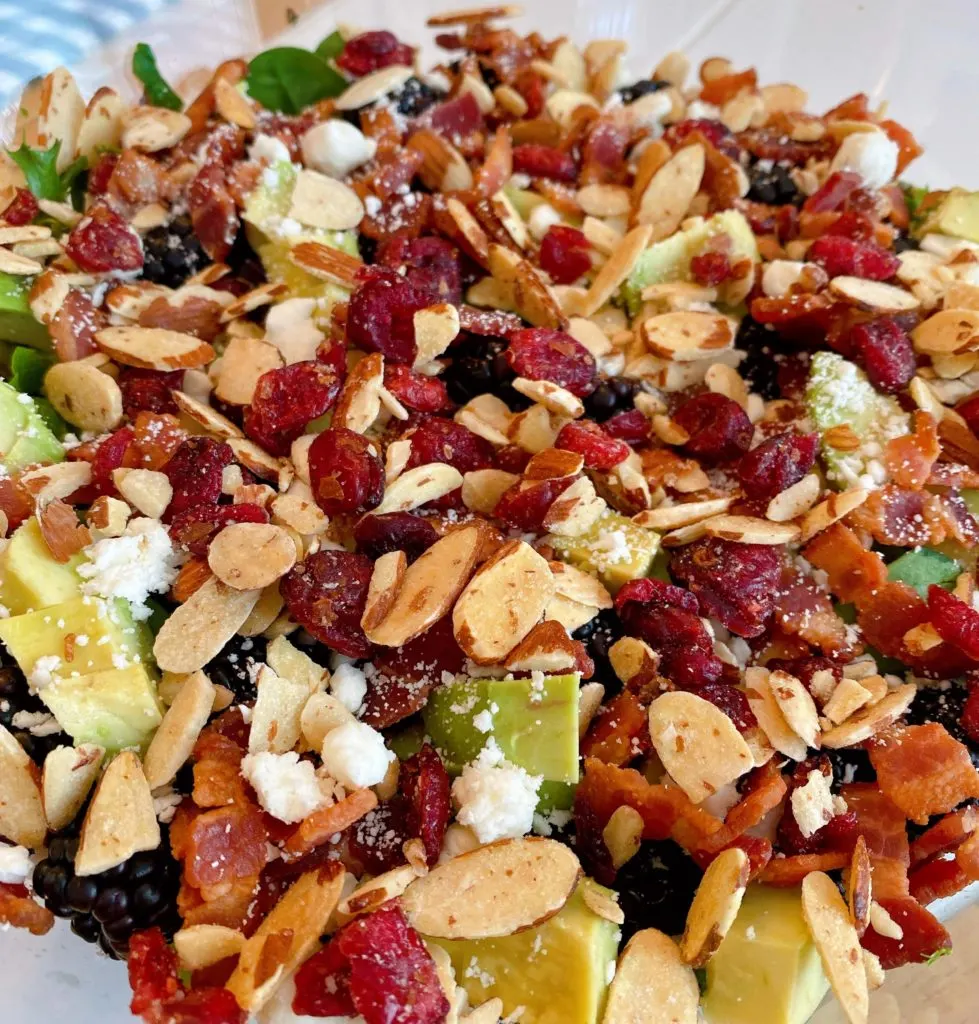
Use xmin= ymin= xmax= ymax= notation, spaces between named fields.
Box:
xmin=3 ymin=0 xmax=979 ymax=1020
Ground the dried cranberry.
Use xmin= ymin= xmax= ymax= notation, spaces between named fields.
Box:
xmin=808 ymin=235 xmax=900 ymax=281
xmin=556 ymin=419 xmax=630 ymax=470
xmin=308 ymin=428 xmax=384 ymax=516
xmin=663 ymin=118 xmax=740 ymax=159
xmin=292 ymin=936 xmax=355 ymax=1016
xmin=850 ymin=317 xmax=916 ymax=393
xmin=65 ymin=202 xmax=143 ymax=273
xmin=405 ymin=417 xmax=493 ymax=473
xmin=824 ymin=209 xmax=875 ymax=241
xmin=400 ymin=744 xmax=451 ymax=867
xmin=118 ymin=368 xmax=181 ymax=418
xmin=165 ymin=988 xmax=246 ymax=1024
xmin=670 ymin=537 xmax=781 ymax=638
xmin=494 ymin=477 xmax=574 ymax=532
xmin=128 ymin=928 xmax=181 ymax=1016
xmin=767 ymin=656 xmax=842 ymax=695
xmin=673 ymin=392 xmax=753 ymax=463
xmin=353 ymin=512 xmax=438 ymax=561
xmin=957 ymin=393 xmax=979 ymax=437
xmin=737 ymin=431 xmax=818 ymax=499
xmin=162 ymin=437 xmax=232 ymax=521
xmin=243 ymin=361 xmax=341 ymax=456
xmin=495 ymin=444 xmax=532 ymax=474
xmin=802 ymin=170 xmax=862 ymax=213
xmin=505 ymin=328 xmax=597 ymax=397
xmin=90 ymin=427 xmax=135 ymax=496
xmin=962 ymin=684 xmax=979 ymax=744
xmin=512 ymin=144 xmax=577 ymax=182
xmin=337 ymin=30 xmax=414 ymax=77
xmin=2 ymin=188 xmax=38 ymax=226
xmin=281 ymin=551 xmax=374 ymax=658
xmin=346 ymin=269 xmax=429 ymax=364
xmin=428 ymin=92 xmax=484 ymax=140
xmin=540 ymin=225 xmax=592 ymax=285
xmin=604 ymin=408 xmax=651 ymax=444
xmin=383 ymin=364 xmax=453 ymax=413
xmin=170 ymin=502 xmax=269 ymax=556
xmin=377 ymin=235 xmax=463 ymax=305
xmin=87 ymin=152 xmax=119 ymax=196
xmin=928 ymin=584 xmax=979 ymax=661
xmin=690 ymin=250 xmax=732 ymax=286
xmin=696 ymin=681 xmax=757 ymax=731
xmin=616 ymin=577 xmax=699 ymax=615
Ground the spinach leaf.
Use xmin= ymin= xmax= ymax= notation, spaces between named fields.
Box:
xmin=34 ymin=397 xmax=68 ymax=439
xmin=246 ymin=47 xmax=347 ymax=115
xmin=316 ymin=31 xmax=346 ymax=61
xmin=9 ymin=142 xmax=88 ymax=205
xmin=132 ymin=43 xmax=184 ymax=111
xmin=887 ymin=548 xmax=960 ymax=598
xmin=9 ymin=346 xmax=54 ymax=395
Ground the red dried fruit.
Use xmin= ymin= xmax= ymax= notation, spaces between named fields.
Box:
xmin=118 ymin=368 xmax=181 ymax=418
xmin=293 ymin=933 xmax=355 ymax=1016
xmin=512 ymin=143 xmax=577 ymax=182
xmin=383 ymin=364 xmax=453 ymax=413
xmin=243 ymin=361 xmax=341 ymax=456
xmin=405 ymin=416 xmax=494 ymax=473
xmin=429 ymin=92 xmax=485 ymax=141
xmin=513 ymin=68 xmax=546 ymax=119
xmin=695 ymin=681 xmax=758 ymax=732
xmin=505 ymin=328 xmax=597 ymax=397
xmin=280 ymin=550 xmax=374 ymax=658
xmin=540 ymin=225 xmax=592 ymax=285
xmin=337 ymin=30 xmax=414 ymax=77
xmin=963 ymin=685 xmax=979 ymax=744
xmin=663 ymin=118 xmax=740 ymax=160
xmin=170 ymin=503 xmax=269 ymax=556
xmin=128 ymin=927 xmax=181 ymax=1016
xmin=690 ymin=250 xmax=732 ymax=286
xmin=850 ymin=317 xmax=916 ymax=393
xmin=377 ymin=235 xmax=463 ymax=305
xmin=673 ymin=392 xmax=753 ymax=463
xmin=65 ymin=202 xmax=143 ymax=273
xmin=604 ymin=408 xmax=651 ymax=444
xmin=90 ymin=426 xmax=136 ymax=496
xmin=87 ymin=152 xmax=119 ymax=196
xmin=162 ymin=437 xmax=233 ymax=521
xmin=737 ymin=431 xmax=818 ymax=499
xmin=928 ymin=584 xmax=979 ymax=661
xmin=767 ymin=656 xmax=842 ymax=695
xmin=860 ymin=897 xmax=951 ymax=969
xmin=400 ymin=744 xmax=452 ymax=867
xmin=670 ymin=537 xmax=781 ymax=638
xmin=494 ymin=476 xmax=575 ymax=532
xmin=556 ymin=419 xmax=630 ymax=470
xmin=346 ymin=269 xmax=430 ymax=364
xmin=2 ymin=188 xmax=38 ymax=225
xmin=353 ymin=512 xmax=438 ymax=561
xmin=824 ymin=209 xmax=876 ymax=241
xmin=808 ymin=234 xmax=900 ymax=281
xmin=802 ymin=170 xmax=863 ymax=213
xmin=308 ymin=427 xmax=385 ymax=516
xmin=495 ymin=444 xmax=532 ymax=474
xmin=164 ymin=988 xmax=246 ymax=1024
xmin=580 ymin=119 xmax=631 ymax=184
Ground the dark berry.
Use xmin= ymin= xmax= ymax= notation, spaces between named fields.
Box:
xmin=583 ymin=377 xmax=639 ymax=421
xmin=395 ymin=76 xmax=442 ymax=117
xmin=735 ymin=317 xmax=784 ymax=400
xmin=906 ymin=679 xmax=979 ymax=769
xmin=823 ymin=747 xmax=876 ymax=790
xmin=617 ymin=78 xmax=670 ymax=104
xmin=892 ymin=233 xmax=919 ymax=254
xmin=573 ymin=608 xmax=624 ymax=695
xmin=747 ymin=160 xmax=802 ymax=205
xmin=442 ymin=336 xmax=515 ymax=405
xmin=0 ymin=659 xmax=61 ymax=764
xmin=614 ymin=840 xmax=703 ymax=943
xmin=140 ymin=214 xmax=210 ymax=288
xmin=204 ymin=635 xmax=268 ymax=703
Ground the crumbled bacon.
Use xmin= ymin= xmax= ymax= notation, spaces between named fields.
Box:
xmin=581 ymin=690 xmax=650 ymax=766
xmin=0 ymin=883 xmax=54 ymax=936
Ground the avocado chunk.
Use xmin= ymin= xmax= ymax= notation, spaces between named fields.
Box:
xmin=805 ymin=351 xmax=908 ymax=489
xmin=914 ymin=188 xmax=979 ymax=243
xmin=0 ymin=273 xmax=50 ymax=350
xmin=621 ymin=210 xmax=759 ymax=315
xmin=0 ymin=380 xmax=64 ymax=472
xmin=428 ymin=878 xmax=619 ymax=1024
xmin=424 ymin=674 xmax=579 ymax=811
xmin=0 ymin=517 xmax=81 ymax=616
xmin=887 ymin=548 xmax=960 ymax=598
xmin=243 ymin=159 xmax=360 ymax=301
xmin=40 ymin=664 xmax=163 ymax=751
xmin=702 ymin=885 xmax=829 ymax=1024
xmin=548 ymin=510 xmax=659 ymax=595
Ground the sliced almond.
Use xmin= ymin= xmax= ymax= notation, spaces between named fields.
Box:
xmin=648 ymin=691 xmax=754 ymax=803
xmin=154 ymin=577 xmax=261 ymax=673
xmin=214 ymin=75 xmax=256 ymax=129
xmin=705 ymin=515 xmax=800 ymax=545
xmin=801 ymin=871 xmax=869 ymax=1024
xmin=821 ymin=684 xmax=917 ymax=748
xmin=680 ymin=846 xmax=749 ymax=967
xmin=577 ymin=225 xmax=653 ymax=317
xmin=239 ymin=584 xmax=285 ymax=638
xmin=490 ymin=190 xmax=530 ymax=250
xmin=43 ymin=360 xmax=124 ymax=433
xmin=636 ymin=144 xmax=705 ymax=240
xmin=769 ymin=669 xmax=821 ymax=748
xmin=333 ymin=352 xmax=384 ymax=435
xmin=0 ymin=723 xmax=48 ymax=847
xmin=0 ymin=225 xmax=51 ymax=245
xmin=121 ymin=106 xmax=192 ymax=151
xmin=848 ymin=835 xmax=872 ymax=937
xmin=462 ymin=469 xmax=519 ymax=514
xmin=767 ymin=473 xmax=821 ymax=522
xmin=270 ymin=492 xmax=328 ymax=537
xmin=172 ymin=390 xmax=244 ymax=439
xmin=494 ymin=83 xmax=528 ymax=116
xmin=336 ymin=863 xmax=421 ymax=924
xmin=36 ymin=67 xmax=84 ymax=171
xmin=823 ymin=677 xmax=874 ymax=724
xmin=511 ymin=376 xmax=585 ymax=417
xmin=207 ymin=523 xmax=297 ymax=591
xmin=524 ymin=448 xmax=584 ymax=481
xmin=602 ymin=805 xmax=643 ymax=870
xmin=289 ymin=169 xmax=364 ymax=231
xmin=503 ymin=619 xmax=578 ymax=673
xmin=446 ymin=197 xmax=491 ymax=266
xmin=367 ymin=525 xmax=482 ymax=647
xmin=336 ymin=64 xmax=414 ymax=111
xmin=413 ymin=303 xmax=461 ymax=367
xmin=602 ymin=928 xmax=699 ymax=1024
xmin=508 ymin=403 xmax=561 ymax=453
xmin=453 ymin=539 xmax=555 ymax=664
xmin=41 ymin=743 xmax=104 ymax=832
xmin=362 ymin=550 xmax=407 ymax=634
xmin=96 ymin=326 xmax=214 ymax=370
xmin=143 ymin=670 xmax=216 ymax=789
xmin=488 ymin=243 xmax=566 ymax=328
xmin=799 ymin=489 xmax=870 ymax=542
xmin=0 ymin=247 xmax=43 ymax=275
xmin=577 ymin=183 xmax=632 ymax=218
xmin=401 ymin=838 xmax=580 ymax=940
xmin=110 ymin=468 xmax=172 ymax=519
xmin=911 ymin=308 xmax=979 ymax=354
xmin=75 ymin=751 xmax=160 ymax=876
xmin=426 ymin=5 xmax=521 ymax=26
xmin=227 ymin=864 xmax=346 ymax=1012
xmin=214 ymin=334 xmax=283 ymax=406
xmin=543 ymin=475 xmax=607 ymax=537
xmin=408 ymin=128 xmax=473 ymax=192
xmin=29 ymin=269 xmax=71 ymax=324
xmin=174 ymin=924 xmax=246 ymax=972
xmin=829 ymin=276 xmax=919 ymax=313
xmin=634 ymin=497 xmax=732 ymax=531
xmin=21 ymin=462 xmax=93 ymax=505
xmin=641 ymin=311 xmax=735 ymax=361
xmin=74 ymin=86 xmax=124 ymax=161
xmin=374 ymin=463 xmax=464 ymax=516
xmin=288 ymin=241 xmax=362 ymax=289
xmin=249 ymin=664 xmax=311 ymax=755
xmin=744 ymin=666 xmax=808 ymax=761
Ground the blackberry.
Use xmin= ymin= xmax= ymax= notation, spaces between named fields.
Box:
xmin=358 ymin=234 xmax=379 ymax=265
xmin=892 ymin=232 xmax=920 ymax=254
xmin=0 ymin=660 xmax=62 ymax=764
xmin=442 ymin=336 xmax=516 ymax=405
xmin=478 ymin=62 xmax=501 ymax=91
xmin=824 ymin=747 xmax=875 ymax=791
xmin=614 ymin=839 xmax=703 ymax=943
xmin=906 ymin=680 xmax=979 ymax=768
xmin=746 ymin=160 xmax=802 ymax=206
xmin=140 ymin=214 xmax=209 ymax=289
xmin=583 ymin=376 xmax=639 ymax=422
xmin=574 ymin=608 xmax=624 ymax=695
xmin=204 ymin=634 xmax=268 ymax=704
xmin=617 ymin=79 xmax=670 ymax=105
xmin=735 ymin=317 xmax=783 ymax=400
xmin=33 ymin=833 xmax=180 ymax=959
xmin=395 ymin=76 xmax=442 ymax=118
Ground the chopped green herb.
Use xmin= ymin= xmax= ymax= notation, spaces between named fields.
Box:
xmin=132 ymin=43 xmax=184 ymax=112
xmin=246 ymin=46 xmax=347 ymax=115
xmin=9 ymin=141 xmax=87 ymax=205
xmin=316 ymin=30 xmax=346 ymax=61
xmin=924 ymin=947 xmax=952 ymax=966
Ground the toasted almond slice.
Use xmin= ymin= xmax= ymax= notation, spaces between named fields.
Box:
xmin=577 ymin=224 xmax=653 ymax=317
xmin=288 ymin=240 xmax=362 ymax=290
xmin=504 ymin=619 xmax=578 ymax=672
xmin=577 ymin=183 xmax=632 ymax=218
xmin=143 ymin=670 xmax=216 ymax=789
xmin=745 ymin=666 xmax=808 ymax=761
xmin=333 ymin=352 xmax=384 ymax=434
xmin=453 ymin=539 xmax=556 ymax=664
xmin=43 ymin=360 xmax=124 ymax=433
xmin=426 ymin=4 xmax=521 ymax=25
xmin=581 ymin=884 xmax=625 ymax=925
xmin=446 ymin=197 xmax=491 ymax=266
xmin=829 ymin=276 xmax=919 ymax=313
xmin=705 ymin=515 xmax=801 ymax=545
xmin=508 ymin=403 xmax=561 ymax=454
xmin=821 ymin=684 xmax=917 ymax=748
xmin=524 ymin=448 xmax=584 ymax=481
xmin=903 ymin=622 xmax=944 ymax=656
xmin=112 ymin=468 xmax=172 ymax=519
xmin=801 ymin=871 xmax=869 ymax=1024
xmin=680 ymin=846 xmax=749 ymax=967
xmin=219 ymin=282 xmax=287 ymax=325
xmin=29 ymin=269 xmax=71 ymax=324
xmin=543 ymin=475 xmax=607 ymax=537
xmin=362 ymin=550 xmax=407 ymax=634
xmin=648 ymin=691 xmax=754 ymax=803
xmin=74 ymin=85 xmax=124 ymax=160
xmin=207 ymin=523 xmax=297 ymax=591
xmin=41 ymin=743 xmax=104 ymax=832
xmin=408 ymin=128 xmax=473 ymax=191
xmin=769 ymin=669 xmax=821 ymax=748
xmin=848 ymin=835 xmax=872 ymax=937
xmin=488 ymin=243 xmax=566 ymax=328
xmin=546 ymin=593 xmax=598 ymax=634
xmin=227 ymin=864 xmax=346 ymax=1011
xmin=21 ymin=462 xmax=93 ymax=505
xmin=122 ymin=106 xmax=192 ymax=151
xmin=171 ymin=389 xmax=244 ymax=439
xmin=289 ymin=168 xmax=364 ymax=231
xmin=214 ymin=75 xmax=256 ymax=129
xmin=0 ymin=248 xmax=43 ymax=274
xmin=660 ymin=516 xmax=719 ymax=548
xmin=174 ymin=924 xmax=246 ymax=972
xmin=36 ymin=67 xmax=84 ymax=170
xmin=367 ymin=525 xmax=482 ymax=647
xmin=911 ymin=308 xmax=979 ymax=354
xmin=270 ymin=492 xmax=328 ymax=537
xmin=299 ymin=692 xmax=355 ymax=752
xmin=0 ymin=225 xmax=51 ymax=245
xmin=490 ymin=189 xmax=530 ymax=250
xmin=823 ymin=677 xmax=874 ymax=724
xmin=401 ymin=838 xmax=580 ymax=939
xmin=799 ymin=489 xmax=869 ymax=542
xmin=336 ymin=863 xmax=421 ymax=924
xmin=75 ymin=751 xmax=160 ymax=876
xmin=413 ymin=303 xmax=461 ymax=367
xmin=374 ymin=463 xmax=464 ymax=516
xmin=633 ymin=497 xmax=732 ymax=531
xmin=767 ymin=473 xmax=822 ymax=522
xmin=461 ymin=468 xmax=519 ymax=514
xmin=511 ymin=376 xmax=584 ymax=417
xmin=548 ymin=562 xmax=613 ymax=610
xmin=0 ymin=723 xmax=48 ymax=847
xmin=336 ymin=65 xmax=415 ymax=111
xmin=249 ymin=664 xmax=311 ymax=755
xmin=641 ymin=310 xmax=735 ymax=361
xmin=602 ymin=928 xmax=699 ymax=1024
xmin=154 ymin=577 xmax=261 ymax=673
xmin=603 ymin=805 xmax=643 ymax=870
xmin=608 ymin=636 xmax=660 ymax=687
xmin=494 ymin=83 xmax=528 ymax=116
xmin=96 ymin=326 xmax=214 ymax=370
xmin=239 ymin=584 xmax=285 ymax=638
xmin=637 ymin=144 xmax=705 ymax=240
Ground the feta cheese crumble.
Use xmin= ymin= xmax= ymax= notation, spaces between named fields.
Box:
xmin=241 ymin=751 xmax=331 ymax=824
xmin=28 ymin=655 xmax=62 ymax=693
xmin=329 ymin=662 xmax=368 ymax=714
xmin=0 ymin=844 xmax=32 ymax=885
xmin=320 ymin=721 xmax=395 ymax=790
xmin=452 ymin=738 xmax=542 ymax=844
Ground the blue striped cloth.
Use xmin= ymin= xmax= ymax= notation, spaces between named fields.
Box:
xmin=0 ymin=0 xmax=173 ymax=102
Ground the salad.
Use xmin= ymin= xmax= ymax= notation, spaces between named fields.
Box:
xmin=0 ymin=5 xmax=978 ymax=1023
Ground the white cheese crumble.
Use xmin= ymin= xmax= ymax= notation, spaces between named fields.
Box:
xmin=320 ymin=721 xmax=395 ymax=790
xmin=28 ymin=655 xmax=62 ymax=693
xmin=829 ymin=130 xmax=899 ymax=190
xmin=527 ymin=202 xmax=563 ymax=242
xmin=329 ymin=663 xmax=368 ymax=714
xmin=9 ymin=711 xmax=61 ymax=736
xmin=78 ymin=518 xmax=182 ymax=620
xmin=249 ymin=133 xmax=293 ymax=166
xmin=452 ymin=738 xmax=542 ymax=844
xmin=472 ymin=708 xmax=495 ymax=733
xmin=152 ymin=786 xmax=183 ymax=824
xmin=301 ymin=120 xmax=377 ymax=179
xmin=241 ymin=751 xmax=331 ymax=824
xmin=0 ymin=844 xmax=32 ymax=885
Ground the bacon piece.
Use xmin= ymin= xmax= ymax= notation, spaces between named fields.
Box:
xmin=803 ymin=522 xmax=887 ymax=604
xmin=880 ymin=118 xmax=923 ymax=175
xmin=774 ymin=564 xmax=850 ymax=654
xmin=695 ymin=760 xmax=787 ymax=860
xmin=579 ymin=118 xmax=630 ymax=186
xmin=692 ymin=833 xmax=773 ymax=878
xmin=910 ymin=806 xmax=979 ymax=867
xmin=178 ymin=874 xmax=259 ymax=931
xmin=909 ymin=850 xmax=972 ymax=906
xmin=861 ymin=896 xmax=951 ymax=968
xmin=192 ymin=732 xmax=249 ymax=809
xmin=848 ymin=485 xmax=946 ymax=548
xmin=581 ymin=690 xmax=650 ymax=766
xmin=49 ymin=290 xmax=104 ymax=362
xmin=759 ymin=851 xmax=849 ymax=886
xmin=189 ymin=163 xmax=239 ymax=262
xmin=182 ymin=804 xmax=268 ymax=895
xmin=283 ymin=788 xmax=379 ymax=858
xmin=884 ymin=411 xmax=940 ymax=489
xmin=869 ymin=724 xmax=979 ymax=824
xmin=700 ymin=69 xmax=757 ymax=106
xmin=0 ymin=883 xmax=54 ymax=935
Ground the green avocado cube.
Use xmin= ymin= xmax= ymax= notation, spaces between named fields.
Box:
xmin=887 ymin=548 xmax=961 ymax=598
xmin=548 ymin=510 xmax=659 ymax=595
xmin=0 ymin=273 xmax=50 ymax=350
xmin=428 ymin=878 xmax=620 ymax=1024
xmin=702 ymin=885 xmax=829 ymax=1024
xmin=915 ymin=188 xmax=979 ymax=243
xmin=0 ymin=380 xmax=64 ymax=473
xmin=0 ymin=517 xmax=81 ymax=616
